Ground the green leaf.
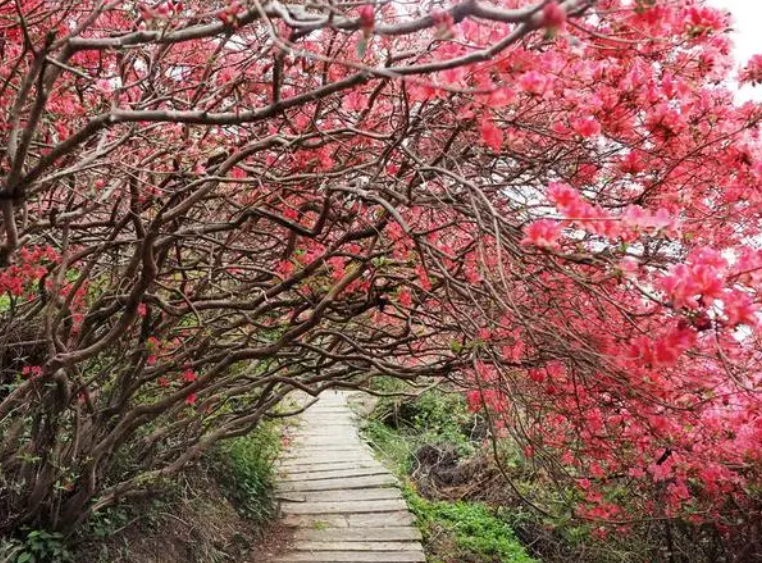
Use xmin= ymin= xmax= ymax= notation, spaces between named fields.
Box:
xmin=356 ymin=37 xmax=368 ymax=58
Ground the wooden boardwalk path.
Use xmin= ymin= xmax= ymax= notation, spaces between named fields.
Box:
xmin=273 ymin=391 xmax=425 ymax=563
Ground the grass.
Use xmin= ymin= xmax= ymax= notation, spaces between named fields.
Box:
xmin=63 ymin=422 xmax=283 ymax=563
xmin=361 ymin=384 xmax=538 ymax=563
xmin=404 ymin=485 xmax=538 ymax=563
xmin=210 ymin=421 xmax=281 ymax=523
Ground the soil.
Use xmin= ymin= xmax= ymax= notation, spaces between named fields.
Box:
xmin=74 ymin=470 xmax=294 ymax=563
xmin=249 ymin=519 xmax=294 ymax=563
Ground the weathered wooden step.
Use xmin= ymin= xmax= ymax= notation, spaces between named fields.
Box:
xmin=277 ymin=474 xmax=397 ymax=492
xmin=282 ymin=511 xmax=416 ymax=529
xmin=282 ymin=449 xmax=369 ymax=459
xmin=278 ymin=461 xmax=384 ymax=475
xmin=287 ymin=435 xmax=361 ymax=445
xmin=278 ymin=458 xmax=368 ymax=470
xmin=281 ymin=499 xmax=408 ymax=515
xmin=279 ymin=453 xmax=378 ymax=466
xmin=293 ymin=527 xmax=422 ymax=542
xmin=277 ymin=488 xmax=402 ymax=503
xmin=274 ymin=551 xmax=425 ymax=562
xmin=280 ymin=467 xmax=387 ymax=482
xmin=292 ymin=541 xmax=423 ymax=552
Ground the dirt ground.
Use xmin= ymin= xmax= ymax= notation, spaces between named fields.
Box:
xmin=74 ymin=471 xmax=293 ymax=563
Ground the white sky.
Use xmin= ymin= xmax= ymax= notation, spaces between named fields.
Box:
xmin=708 ymin=0 xmax=762 ymax=101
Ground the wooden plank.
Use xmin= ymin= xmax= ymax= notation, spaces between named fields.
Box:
xmin=277 ymin=488 xmax=402 ymax=503
xmin=277 ymin=475 xmax=397 ymax=492
xmin=296 ymin=424 xmax=355 ymax=428
xmin=287 ymin=435 xmax=361 ymax=443
xmin=289 ymin=433 xmax=359 ymax=440
xmin=292 ymin=422 xmax=357 ymax=428
xmin=280 ymin=449 xmax=375 ymax=460
xmin=293 ymin=541 xmax=422 ymax=552
xmin=275 ymin=393 xmax=425 ymax=563
xmin=274 ymin=551 xmax=425 ymax=562
xmin=281 ymin=499 xmax=408 ymax=515
xmin=288 ymin=430 xmax=360 ymax=444
xmin=278 ymin=459 xmax=358 ymax=469
xmin=282 ymin=512 xmax=415 ymax=529
xmin=301 ymin=413 xmax=354 ymax=419
xmin=293 ymin=419 xmax=356 ymax=424
xmin=279 ymin=453 xmax=378 ymax=466
xmin=290 ymin=431 xmax=358 ymax=437
xmin=289 ymin=438 xmax=365 ymax=446
xmin=278 ymin=461 xmax=384 ymax=475
xmin=282 ymin=449 xmax=368 ymax=458
xmin=294 ymin=527 xmax=422 ymax=542
xmin=280 ymin=467 xmax=387 ymax=482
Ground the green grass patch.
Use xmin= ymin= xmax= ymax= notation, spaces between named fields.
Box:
xmin=361 ymin=384 xmax=537 ymax=563
xmin=404 ymin=485 xmax=538 ymax=563
xmin=210 ymin=422 xmax=280 ymax=523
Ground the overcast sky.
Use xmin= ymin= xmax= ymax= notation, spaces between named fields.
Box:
xmin=707 ymin=0 xmax=762 ymax=100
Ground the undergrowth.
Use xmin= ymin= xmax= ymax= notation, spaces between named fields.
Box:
xmin=210 ymin=421 xmax=280 ymax=524
xmin=403 ymin=485 xmax=537 ymax=563
xmin=1 ymin=423 xmax=282 ymax=563
xmin=362 ymin=381 xmax=537 ymax=563
xmin=362 ymin=381 xmax=738 ymax=563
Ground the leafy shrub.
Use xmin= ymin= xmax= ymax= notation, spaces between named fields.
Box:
xmin=210 ymin=424 xmax=280 ymax=523
xmin=370 ymin=381 xmax=479 ymax=456
xmin=404 ymin=486 xmax=537 ymax=563
xmin=0 ymin=529 xmax=73 ymax=563
xmin=363 ymin=386 xmax=536 ymax=563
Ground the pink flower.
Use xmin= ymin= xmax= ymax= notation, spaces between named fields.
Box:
xmin=618 ymin=151 xmax=646 ymax=175
xmin=547 ymin=182 xmax=580 ymax=211
xmin=430 ymin=9 xmax=455 ymax=39
xmin=740 ymin=54 xmax=762 ymax=86
xmin=653 ymin=327 xmax=696 ymax=367
xmin=619 ymin=257 xmax=640 ymax=277
xmin=723 ymin=290 xmax=757 ymax=328
xmin=479 ymin=117 xmax=503 ymax=152
xmin=661 ymin=261 xmax=725 ymax=310
xmin=397 ymin=288 xmax=413 ymax=308
xmin=359 ymin=4 xmax=375 ymax=32
xmin=542 ymin=1 xmax=567 ymax=30
xmin=343 ymin=90 xmax=368 ymax=113
xmin=487 ymin=88 xmax=515 ymax=108
xmin=21 ymin=366 xmax=42 ymax=378
xmin=570 ymin=116 xmax=601 ymax=138
xmin=518 ymin=71 xmax=548 ymax=95
xmin=521 ymin=220 xmax=562 ymax=249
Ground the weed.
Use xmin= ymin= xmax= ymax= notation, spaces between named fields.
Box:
xmin=404 ymin=486 xmax=537 ymax=563
xmin=0 ymin=529 xmax=73 ymax=563
xmin=211 ymin=423 xmax=280 ymax=523
xmin=362 ymin=385 xmax=537 ymax=563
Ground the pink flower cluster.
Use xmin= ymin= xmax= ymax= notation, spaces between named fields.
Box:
xmin=740 ymin=54 xmax=762 ymax=86
xmin=627 ymin=326 xmax=697 ymax=368
xmin=661 ymin=248 xmax=727 ymax=310
xmin=521 ymin=219 xmax=562 ymax=249
xmin=661 ymin=248 xmax=759 ymax=328
xmin=547 ymin=182 xmax=678 ymax=241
